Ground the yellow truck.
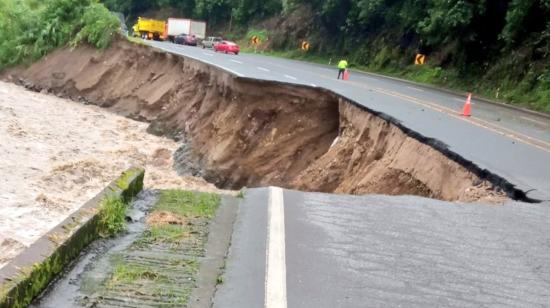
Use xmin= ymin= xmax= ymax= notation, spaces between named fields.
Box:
xmin=132 ymin=17 xmax=165 ymax=40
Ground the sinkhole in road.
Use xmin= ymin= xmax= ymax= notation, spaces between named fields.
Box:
xmin=6 ymin=38 xmax=529 ymax=203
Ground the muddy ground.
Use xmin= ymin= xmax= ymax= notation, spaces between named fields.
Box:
xmin=4 ymin=39 xmax=509 ymax=203
xmin=0 ymin=80 xmax=223 ymax=269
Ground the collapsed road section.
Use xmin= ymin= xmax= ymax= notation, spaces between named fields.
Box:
xmin=4 ymin=39 xmax=527 ymax=202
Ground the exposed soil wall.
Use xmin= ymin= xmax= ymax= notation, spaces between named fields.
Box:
xmin=4 ymin=39 xmax=513 ymax=202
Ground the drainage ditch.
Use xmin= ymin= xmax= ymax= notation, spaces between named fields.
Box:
xmin=4 ymin=39 xmax=530 ymax=203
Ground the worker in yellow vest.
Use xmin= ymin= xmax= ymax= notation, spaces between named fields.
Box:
xmin=337 ymin=59 xmax=348 ymax=79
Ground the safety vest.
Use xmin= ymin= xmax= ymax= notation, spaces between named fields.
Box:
xmin=338 ymin=60 xmax=348 ymax=69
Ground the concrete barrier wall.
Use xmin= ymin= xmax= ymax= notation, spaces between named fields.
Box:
xmin=0 ymin=167 xmax=145 ymax=308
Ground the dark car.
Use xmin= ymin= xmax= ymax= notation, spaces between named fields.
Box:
xmin=174 ymin=34 xmax=197 ymax=46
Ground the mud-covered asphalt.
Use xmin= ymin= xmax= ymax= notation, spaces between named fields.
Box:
xmin=216 ymin=188 xmax=550 ymax=307
xmin=148 ymin=41 xmax=550 ymax=202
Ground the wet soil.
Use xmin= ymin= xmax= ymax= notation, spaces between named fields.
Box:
xmin=3 ymin=39 xmax=512 ymax=203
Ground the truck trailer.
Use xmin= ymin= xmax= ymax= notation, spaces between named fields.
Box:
xmin=164 ymin=18 xmax=207 ymax=42
xmin=190 ymin=20 xmax=206 ymax=39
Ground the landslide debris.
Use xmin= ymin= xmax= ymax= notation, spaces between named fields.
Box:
xmin=4 ymin=39 xmax=514 ymax=202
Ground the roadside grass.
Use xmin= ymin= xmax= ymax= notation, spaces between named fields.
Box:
xmin=106 ymin=262 xmax=166 ymax=289
xmin=134 ymin=190 xmax=220 ymax=248
xmin=98 ymin=195 xmax=126 ymax=237
xmin=152 ymin=287 xmax=189 ymax=305
xmin=126 ymin=35 xmax=146 ymax=46
xmin=96 ymin=189 xmax=218 ymax=306
xmin=136 ymin=224 xmax=189 ymax=248
xmin=155 ymin=190 xmax=220 ymax=219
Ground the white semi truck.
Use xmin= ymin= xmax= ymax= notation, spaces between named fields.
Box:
xmin=164 ymin=18 xmax=207 ymax=42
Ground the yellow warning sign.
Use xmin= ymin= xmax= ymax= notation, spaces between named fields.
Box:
xmin=301 ymin=41 xmax=310 ymax=51
xmin=415 ymin=54 xmax=426 ymax=65
xmin=251 ymin=35 xmax=260 ymax=45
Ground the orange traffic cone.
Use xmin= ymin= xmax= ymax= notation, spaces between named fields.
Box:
xmin=462 ymin=93 xmax=472 ymax=116
xmin=343 ymin=69 xmax=350 ymax=80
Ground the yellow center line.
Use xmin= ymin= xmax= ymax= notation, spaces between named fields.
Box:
xmin=373 ymin=88 xmax=550 ymax=154
xmin=312 ymin=70 xmax=550 ymax=154
xmin=521 ymin=116 xmax=549 ymax=127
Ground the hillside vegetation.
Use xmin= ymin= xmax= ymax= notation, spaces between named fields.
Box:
xmin=0 ymin=0 xmax=120 ymax=69
xmin=107 ymin=0 xmax=550 ymax=113
xmin=0 ymin=0 xmax=548 ymax=112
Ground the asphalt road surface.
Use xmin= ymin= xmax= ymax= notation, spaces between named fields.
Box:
xmin=214 ymin=187 xmax=550 ymax=308
xmin=147 ymin=41 xmax=550 ymax=202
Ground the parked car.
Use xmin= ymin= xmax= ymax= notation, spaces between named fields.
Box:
xmin=201 ymin=36 xmax=222 ymax=49
xmin=214 ymin=41 xmax=240 ymax=55
xmin=174 ymin=34 xmax=197 ymax=46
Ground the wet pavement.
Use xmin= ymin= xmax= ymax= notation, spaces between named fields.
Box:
xmin=215 ymin=187 xmax=550 ymax=307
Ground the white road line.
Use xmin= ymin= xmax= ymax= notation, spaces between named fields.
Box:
xmin=258 ymin=67 xmax=271 ymax=72
xmin=153 ymin=45 xmax=244 ymax=77
xmin=310 ymin=83 xmax=317 ymax=87
xmin=230 ymin=59 xmax=243 ymax=64
xmin=521 ymin=116 xmax=549 ymax=127
xmin=407 ymin=86 xmax=424 ymax=92
xmin=265 ymin=187 xmax=287 ymax=308
xmin=202 ymin=52 xmax=214 ymax=56
xmin=284 ymin=74 xmax=297 ymax=80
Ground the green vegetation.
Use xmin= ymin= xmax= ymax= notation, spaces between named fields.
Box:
xmin=99 ymin=190 xmax=218 ymax=306
xmin=151 ymin=288 xmax=189 ymax=305
xmin=98 ymin=168 xmax=144 ymax=237
xmin=0 ymin=0 xmax=545 ymax=111
xmin=98 ymin=195 xmax=127 ymax=237
xmin=135 ymin=190 xmax=220 ymax=248
xmin=246 ymin=28 xmax=268 ymax=42
xmin=156 ymin=190 xmax=220 ymax=219
xmin=0 ymin=0 xmax=120 ymax=69
xmin=126 ymin=35 xmax=146 ymax=45
xmin=107 ymin=262 xmax=165 ymax=288
xmin=138 ymin=224 xmax=189 ymax=248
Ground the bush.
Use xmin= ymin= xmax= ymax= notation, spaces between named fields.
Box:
xmin=98 ymin=195 xmax=127 ymax=237
xmin=72 ymin=2 xmax=121 ymax=49
xmin=0 ymin=0 xmax=40 ymax=68
xmin=246 ymin=29 xmax=269 ymax=44
xmin=0 ymin=0 xmax=120 ymax=70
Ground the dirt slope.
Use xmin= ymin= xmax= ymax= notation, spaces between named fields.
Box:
xmin=4 ymin=39 xmax=510 ymax=202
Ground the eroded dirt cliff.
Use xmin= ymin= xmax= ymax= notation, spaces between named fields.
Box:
xmin=4 ymin=39 xmax=511 ymax=202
